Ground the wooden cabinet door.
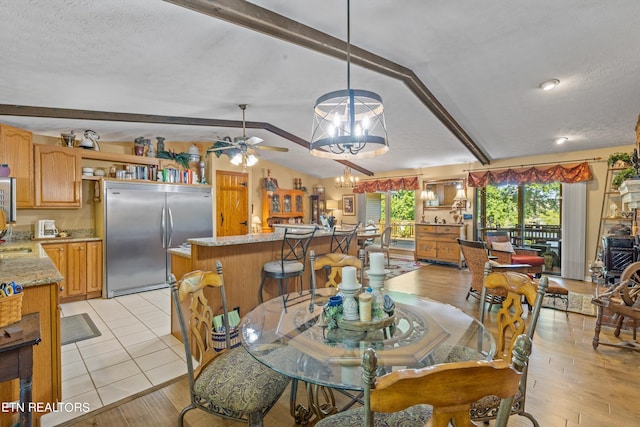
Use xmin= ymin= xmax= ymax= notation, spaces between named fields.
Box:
xmin=86 ymin=241 xmax=103 ymax=295
xmin=34 ymin=145 xmax=82 ymax=207
xmin=43 ymin=243 xmax=67 ymax=298
xmin=66 ymin=242 xmax=87 ymax=297
xmin=0 ymin=124 xmax=34 ymax=207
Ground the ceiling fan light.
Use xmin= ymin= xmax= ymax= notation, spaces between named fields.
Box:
xmin=539 ymin=79 xmax=560 ymax=91
xmin=246 ymin=154 xmax=258 ymax=166
xmin=230 ymin=152 xmax=243 ymax=165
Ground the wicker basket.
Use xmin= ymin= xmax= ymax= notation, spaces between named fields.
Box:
xmin=0 ymin=292 xmax=23 ymax=327
xmin=212 ymin=328 xmax=241 ymax=352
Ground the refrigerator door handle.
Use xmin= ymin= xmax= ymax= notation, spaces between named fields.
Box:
xmin=167 ymin=207 xmax=174 ymax=247
xmin=161 ymin=206 xmax=166 ymax=248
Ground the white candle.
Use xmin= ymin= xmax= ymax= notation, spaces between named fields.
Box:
xmin=370 ymin=253 xmax=385 ymax=274
xmin=358 ymin=292 xmax=372 ymax=322
xmin=341 ymin=266 xmax=358 ymax=289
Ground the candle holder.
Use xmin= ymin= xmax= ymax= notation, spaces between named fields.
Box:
xmin=339 ymin=284 xmax=362 ymax=321
xmin=365 ymin=269 xmax=389 ymax=307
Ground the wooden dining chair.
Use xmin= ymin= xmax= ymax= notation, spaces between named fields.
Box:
xmin=170 ymin=266 xmax=290 ymax=427
xmin=316 ymin=335 xmax=533 ymax=427
xmin=473 ymin=267 xmax=549 ymax=427
xmin=364 ymin=226 xmax=392 ymax=267
xmin=309 ymin=249 xmax=365 ymax=289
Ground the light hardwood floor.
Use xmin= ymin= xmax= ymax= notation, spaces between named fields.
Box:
xmin=62 ymin=263 xmax=640 ymax=427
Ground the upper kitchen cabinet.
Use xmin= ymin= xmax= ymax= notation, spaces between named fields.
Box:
xmin=0 ymin=124 xmax=34 ymax=207
xmin=34 ymin=145 xmax=82 ymax=207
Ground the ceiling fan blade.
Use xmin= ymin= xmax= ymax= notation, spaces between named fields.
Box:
xmin=246 ymin=136 xmax=264 ymax=145
xmin=254 ymin=145 xmax=289 ymax=152
xmin=207 ymin=146 xmax=235 ymax=152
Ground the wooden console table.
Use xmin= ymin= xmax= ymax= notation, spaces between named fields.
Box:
xmin=415 ymin=223 xmax=467 ymax=267
xmin=0 ymin=312 xmax=41 ymax=427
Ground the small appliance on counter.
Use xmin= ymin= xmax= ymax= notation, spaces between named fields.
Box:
xmin=36 ymin=220 xmax=58 ymax=238
xmin=0 ymin=177 xmax=17 ymax=241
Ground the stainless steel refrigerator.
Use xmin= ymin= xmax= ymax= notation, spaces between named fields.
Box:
xmin=102 ymin=181 xmax=212 ymax=298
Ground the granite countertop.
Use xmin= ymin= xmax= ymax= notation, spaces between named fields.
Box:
xmin=0 ymin=240 xmax=64 ymax=287
xmin=169 ymin=227 xmax=333 ymax=258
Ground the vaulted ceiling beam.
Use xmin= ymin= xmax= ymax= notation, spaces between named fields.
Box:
xmin=0 ymin=103 xmax=372 ymax=175
xmin=164 ymin=0 xmax=490 ymax=165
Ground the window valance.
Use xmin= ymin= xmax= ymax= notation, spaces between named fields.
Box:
xmin=467 ymin=162 xmax=593 ymax=187
xmin=353 ymin=176 xmax=420 ymax=193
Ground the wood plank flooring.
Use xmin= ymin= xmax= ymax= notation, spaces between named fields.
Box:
xmin=62 ymin=263 xmax=640 ymax=427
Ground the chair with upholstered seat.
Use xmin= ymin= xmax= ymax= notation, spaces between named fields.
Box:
xmin=364 ymin=226 xmax=392 ymax=267
xmin=457 ymin=238 xmax=531 ymax=311
xmin=485 ymin=230 xmax=545 ymax=277
xmin=330 ymin=222 xmax=360 ymax=254
xmin=171 ymin=267 xmax=290 ymax=427
xmin=474 ymin=267 xmax=549 ymax=426
xmin=316 ymin=335 xmax=533 ymax=427
xmin=259 ymin=227 xmax=317 ymax=303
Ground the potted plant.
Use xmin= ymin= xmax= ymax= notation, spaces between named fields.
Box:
xmin=612 ymin=167 xmax=636 ymax=190
xmin=607 ymin=152 xmax=632 ymax=168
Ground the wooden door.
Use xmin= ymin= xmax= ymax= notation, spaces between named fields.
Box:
xmin=85 ymin=241 xmax=103 ymax=295
xmin=43 ymin=243 xmax=67 ymax=298
xmin=66 ymin=242 xmax=87 ymax=297
xmin=0 ymin=124 xmax=34 ymax=207
xmin=34 ymin=145 xmax=81 ymax=207
xmin=216 ymin=170 xmax=248 ymax=237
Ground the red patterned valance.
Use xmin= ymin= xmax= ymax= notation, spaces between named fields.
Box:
xmin=353 ymin=176 xmax=420 ymax=193
xmin=467 ymin=162 xmax=593 ymax=187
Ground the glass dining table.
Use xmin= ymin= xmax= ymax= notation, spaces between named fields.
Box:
xmin=241 ymin=287 xmax=496 ymax=424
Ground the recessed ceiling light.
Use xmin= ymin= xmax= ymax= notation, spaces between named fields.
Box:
xmin=554 ymin=137 xmax=568 ymax=144
xmin=539 ymin=79 xmax=560 ymax=91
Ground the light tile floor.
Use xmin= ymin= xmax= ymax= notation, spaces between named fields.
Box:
xmin=41 ymin=288 xmax=187 ymax=426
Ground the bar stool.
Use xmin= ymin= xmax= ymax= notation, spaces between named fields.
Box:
xmin=259 ymin=227 xmax=317 ymax=303
xmin=330 ymin=222 xmax=360 ymax=254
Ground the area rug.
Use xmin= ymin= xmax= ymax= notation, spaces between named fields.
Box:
xmin=61 ymin=313 xmax=102 ymax=346
xmin=385 ymin=257 xmax=427 ymax=280
xmin=542 ymin=292 xmax=596 ymax=316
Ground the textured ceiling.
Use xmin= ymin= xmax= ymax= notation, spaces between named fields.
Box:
xmin=1 ymin=0 xmax=639 ymax=179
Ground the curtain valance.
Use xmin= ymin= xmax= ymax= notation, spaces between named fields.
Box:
xmin=466 ymin=162 xmax=593 ymax=187
xmin=353 ymin=176 xmax=420 ymax=193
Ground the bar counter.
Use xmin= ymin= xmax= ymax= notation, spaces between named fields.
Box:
xmin=168 ymin=228 xmax=355 ymax=339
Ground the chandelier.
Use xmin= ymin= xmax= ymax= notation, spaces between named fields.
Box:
xmin=310 ymin=0 xmax=389 ymax=159
xmin=336 ymin=167 xmax=360 ymax=188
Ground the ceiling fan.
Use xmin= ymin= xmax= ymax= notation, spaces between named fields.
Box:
xmin=206 ymin=104 xmax=288 ymax=167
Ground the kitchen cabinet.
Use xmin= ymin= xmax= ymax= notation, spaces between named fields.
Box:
xmin=262 ymin=188 xmax=305 ymax=232
xmin=34 ymin=145 xmax=82 ymax=207
xmin=0 ymin=124 xmax=34 ymax=207
xmin=43 ymin=240 xmax=103 ymax=302
xmin=86 ymin=240 xmax=103 ymax=296
xmin=415 ymin=223 xmax=467 ymax=267
xmin=0 ymin=281 xmax=61 ymax=427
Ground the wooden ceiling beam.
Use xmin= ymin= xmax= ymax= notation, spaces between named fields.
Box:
xmin=164 ymin=0 xmax=490 ymax=165
xmin=0 ymin=104 xmax=375 ymax=177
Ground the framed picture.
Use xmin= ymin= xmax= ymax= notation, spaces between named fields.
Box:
xmin=342 ymin=194 xmax=355 ymax=216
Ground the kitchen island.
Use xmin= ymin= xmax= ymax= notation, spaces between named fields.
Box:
xmin=0 ymin=240 xmax=64 ymax=426
xmin=168 ymin=227 xmax=356 ymax=340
